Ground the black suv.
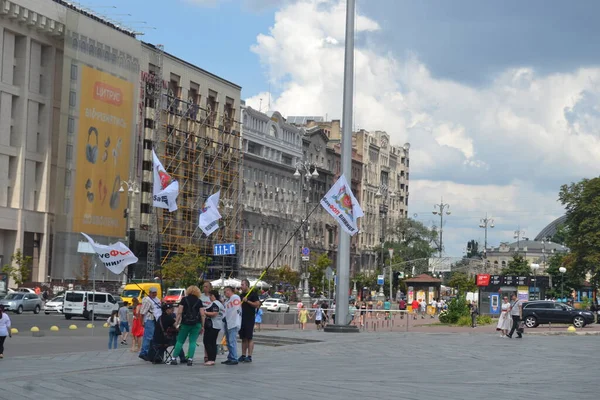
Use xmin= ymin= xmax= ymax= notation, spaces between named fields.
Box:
xmin=522 ymin=301 xmax=594 ymax=328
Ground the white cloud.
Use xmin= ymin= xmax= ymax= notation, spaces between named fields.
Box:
xmin=246 ymin=0 xmax=600 ymax=255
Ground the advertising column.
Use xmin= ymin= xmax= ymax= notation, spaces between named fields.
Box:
xmin=72 ymin=67 xmax=133 ymax=237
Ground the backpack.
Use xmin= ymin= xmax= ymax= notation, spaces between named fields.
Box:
xmin=182 ymin=297 xmax=202 ymax=325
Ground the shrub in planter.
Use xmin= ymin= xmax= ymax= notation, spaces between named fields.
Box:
xmin=456 ymin=315 xmax=472 ymax=327
xmin=438 ymin=310 xmax=449 ymax=323
xmin=476 ymin=315 xmax=493 ymax=325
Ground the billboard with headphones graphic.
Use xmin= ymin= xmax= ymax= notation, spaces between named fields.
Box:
xmin=73 ymin=65 xmax=134 ymax=237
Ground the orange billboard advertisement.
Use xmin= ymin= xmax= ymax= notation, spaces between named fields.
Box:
xmin=72 ymin=66 xmax=134 ymax=237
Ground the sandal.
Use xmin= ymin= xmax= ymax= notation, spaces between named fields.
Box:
xmin=204 ymin=356 xmax=209 ymax=362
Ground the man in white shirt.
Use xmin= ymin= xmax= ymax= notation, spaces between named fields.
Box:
xmin=507 ymin=293 xmax=523 ymax=339
xmin=222 ymin=285 xmax=241 ymax=365
xmin=138 ymin=286 xmax=162 ymax=360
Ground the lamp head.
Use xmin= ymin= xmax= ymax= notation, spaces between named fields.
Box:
xmin=375 ymin=191 xmax=382 ymax=198
xmin=311 ymin=169 xmax=319 ymax=177
xmin=559 ymin=267 xmax=567 ymax=273
xmin=119 ymin=186 xmax=125 ymax=193
xmin=293 ymin=169 xmax=301 ymax=178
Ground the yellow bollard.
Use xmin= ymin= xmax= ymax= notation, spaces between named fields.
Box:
xmin=567 ymin=325 xmax=576 ymax=332
xmin=50 ymin=326 xmax=59 ymax=331
xmin=103 ymin=323 xmax=109 ymax=328
xmin=30 ymin=326 xmax=40 ymax=332
xmin=69 ymin=324 xmax=78 ymax=330
xmin=10 ymin=328 xmax=18 ymax=334
xmin=86 ymin=323 xmax=94 ymax=329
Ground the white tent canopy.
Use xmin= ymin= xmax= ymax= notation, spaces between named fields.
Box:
xmin=249 ymin=279 xmax=271 ymax=289
xmin=211 ymin=278 xmax=242 ymax=288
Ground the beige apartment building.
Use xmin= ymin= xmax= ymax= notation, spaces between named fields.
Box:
xmin=0 ymin=0 xmax=241 ymax=288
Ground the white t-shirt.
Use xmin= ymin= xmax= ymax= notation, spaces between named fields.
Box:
xmin=0 ymin=313 xmax=11 ymax=336
xmin=224 ymin=294 xmax=241 ymax=330
xmin=510 ymin=300 xmax=522 ymax=316
xmin=315 ymin=307 xmax=323 ymax=321
xmin=200 ymin=294 xmax=211 ymax=309
xmin=501 ymin=302 xmax=510 ymax=313
xmin=107 ymin=316 xmax=120 ymax=327
xmin=208 ymin=300 xmax=225 ymax=331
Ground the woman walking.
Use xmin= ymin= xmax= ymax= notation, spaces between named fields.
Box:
xmin=497 ymin=296 xmax=512 ymax=337
xmin=0 ymin=305 xmax=12 ymax=358
xmin=172 ymin=285 xmax=204 ymax=366
xmin=107 ymin=310 xmax=121 ymax=349
xmin=130 ymin=298 xmax=144 ymax=352
xmin=203 ymin=289 xmax=225 ymax=366
xmin=298 ymin=304 xmax=309 ymax=330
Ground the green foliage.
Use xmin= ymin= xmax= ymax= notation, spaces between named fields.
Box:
xmin=263 ymin=265 xmax=300 ymax=287
xmin=2 ymin=249 xmax=32 ymax=287
xmin=438 ymin=310 xmax=450 ymax=323
xmin=308 ymin=253 xmax=332 ymax=293
xmin=466 ymin=240 xmax=480 ymax=258
xmin=447 ymin=271 xmax=477 ymax=294
xmin=161 ymin=245 xmax=210 ymax=288
xmin=544 ymin=253 xmax=583 ymax=298
xmin=456 ymin=315 xmax=473 ymax=327
xmin=559 ymin=177 xmax=600 ymax=284
xmin=384 ymin=218 xmax=438 ymax=274
xmin=443 ymin=296 xmax=470 ymax=324
xmin=501 ymin=254 xmax=531 ymax=276
xmin=353 ymin=272 xmax=378 ymax=291
xmin=578 ymin=297 xmax=591 ymax=310
xmin=477 ymin=315 xmax=493 ymax=325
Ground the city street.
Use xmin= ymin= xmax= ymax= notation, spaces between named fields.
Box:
xmin=0 ymin=329 xmax=596 ymax=399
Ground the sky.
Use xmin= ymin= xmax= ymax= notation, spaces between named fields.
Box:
xmin=81 ymin=0 xmax=600 ymax=257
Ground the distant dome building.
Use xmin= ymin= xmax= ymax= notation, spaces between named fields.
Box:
xmin=535 ymin=215 xmax=567 ymax=241
xmin=485 ymin=239 xmax=568 ymax=273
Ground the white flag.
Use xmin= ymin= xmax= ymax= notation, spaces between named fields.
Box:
xmin=320 ymin=175 xmax=364 ymax=236
xmin=199 ymin=191 xmax=222 ymax=236
xmin=152 ymin=149 xmax=179 ymax=212
xmin=81 ymin=233 xmax=138 ymax=275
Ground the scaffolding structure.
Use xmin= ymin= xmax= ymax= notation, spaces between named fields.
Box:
xmin=155 ymin=88 xmax=243 ymax=270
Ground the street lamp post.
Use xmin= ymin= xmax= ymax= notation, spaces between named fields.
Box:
xmin=432 ymin=200 xmax=451 ymax=258
xmin=559 ymin=266 xmax=566 ymax=300
xmin=119 ymin=179 xmax=140 ymax=284
xmin=479 ymin=214 xmax=494 ymax=261
xmin=294 ymin=161 xmax=319 ymax=308
xmin=514 ymin=227 xmax=526 ymax=251
xmin=531 ymin=263 xmax=540 ymax=301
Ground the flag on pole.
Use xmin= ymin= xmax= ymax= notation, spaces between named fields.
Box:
xmin=152 ymin=149 xmax=179 ymax=212
xmin=81 ymin=233 xmax=138 ymax=275
xmin=320 ymin=174 xmax=363 ymax=236
xmin=199 ymin=191 xmax=222 ymax=236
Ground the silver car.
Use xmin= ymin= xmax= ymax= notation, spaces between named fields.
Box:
xmin=0 ymin=292 xmax=43 ymax=314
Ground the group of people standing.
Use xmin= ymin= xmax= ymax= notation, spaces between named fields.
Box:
xmin=134 ymin=279 xmax=261 ymax=366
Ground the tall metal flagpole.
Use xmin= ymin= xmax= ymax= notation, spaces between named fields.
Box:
xmin=326 ymin=0 xmax=358 ymax=333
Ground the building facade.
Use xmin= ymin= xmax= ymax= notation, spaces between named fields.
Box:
xmin=240 ymin=107 xmax=304 ymax=276
xmin=0 ymin=0 xmax=243 ymax=287
xmin=485 ymin=240 xmax=568 ymax=273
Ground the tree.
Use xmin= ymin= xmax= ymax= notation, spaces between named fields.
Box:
xmin=263 ymin=265 xmax=300 ymax=288
xmin=161 ymin=246 xmax=210 ymax=288
xmin=2 ymin=249 xmax=32 ymax=287
xmin=308 ymin=253 xmax=332 ymax=294
xmin=501 ymin=254 xmax=531 ymax=276
xmin=558 ymin=177 xmax=600 ymax=285
xmin=551 ymin=223 xmax=568 ymax=245
xmin=466 ymin=240 xmax=480 ymax=258
xmin=544 ymin=253 xmax=583 ymax=298
xmin=75 ymin=255 xmax=92 ymax=285
xmin=353 ymin=272 xmax=378 ymax=292
xmin=447 ymin=271 xmax=477 ymax=294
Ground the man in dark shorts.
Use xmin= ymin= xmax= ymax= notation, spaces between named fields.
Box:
xmin=238 ymin=279 xmax=261 ymax=363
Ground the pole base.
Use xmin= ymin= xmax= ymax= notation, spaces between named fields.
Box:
xmin=324 ymin=324 xmax=360 ymax=333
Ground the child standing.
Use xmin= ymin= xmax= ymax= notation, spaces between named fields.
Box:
xmin=255 ymin=307 xmax=263 ymax=332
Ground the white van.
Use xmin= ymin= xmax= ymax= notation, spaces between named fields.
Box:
xmin=63 ymin=291 xmax=119 ymax=320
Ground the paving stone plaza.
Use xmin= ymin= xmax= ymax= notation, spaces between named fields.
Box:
xmin=0 ymin=330 xmax=595 ymax=400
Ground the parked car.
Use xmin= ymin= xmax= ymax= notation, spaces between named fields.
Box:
xmin=0 ymin=292 xmax=43 ymax=314
xmin=523 ymin=300 xmax=595 ymax=328
xmin=44 ymin=296 xmax=64 ymax=314
xmin=261 ymin=298 xmax=290 ymax=312
xmin=16 ymin=288 xmax=37 ymax=294
xmin=63 ymin=291 xmax=119 ymax=320
xmin=163 ymin=288 xmax=185 ymax=305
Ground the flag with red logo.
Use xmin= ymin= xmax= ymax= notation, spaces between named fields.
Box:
xmin=199 ymin=191 xmax=222 ymax=236
xmin=152 ymin=149 xmax=179 ymax=212
xmin=320 ymin=175 xmax=363 ymax=236
xmin=81 ymin=233 xmax=138 ymax=275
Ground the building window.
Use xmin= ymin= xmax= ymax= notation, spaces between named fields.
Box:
xmin=70 ymin=64 xmax=77 ymax=81
xmin=69 ymin=91 xmax=76 ymax=107
xmin=68 ymin=117 xmax=75 ymax=134
xmin=66 ymin=144 xmax=73 ymax=161
xmin=65 ymin=170 xmax=72 ymax=187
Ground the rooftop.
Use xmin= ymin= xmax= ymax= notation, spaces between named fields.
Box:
xmin=405 ymin=273 xmax=442 ymax=283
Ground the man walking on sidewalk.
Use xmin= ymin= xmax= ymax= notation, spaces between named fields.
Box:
xmin=238 ymin=279 xmax=261 ymax=363
xmin=222 ymin=286 xmax=241 ymax=365
xmin=507 ymin=293 xmax=523 ymax=339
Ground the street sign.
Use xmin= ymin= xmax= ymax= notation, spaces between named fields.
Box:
xmin=377 ymin=275 xmax=384 ymax=285
xmin=301 ymin=247 xmax=310 ymax=261
xmin=325 ymin=266 xmax=333 ymax=280
xmin=213 ymin=243 xmax=236 ymax=256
